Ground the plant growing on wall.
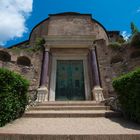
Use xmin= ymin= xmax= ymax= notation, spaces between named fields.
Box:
xmin=127 ymin=22 xmax=140 ymax=48
xmin=29 ymin=37 xmax=46 ymax=52
xmin=35 ymin=37 xmax=46 ymax=46
xmin=108 ymin=42 xmax=121 ymax=50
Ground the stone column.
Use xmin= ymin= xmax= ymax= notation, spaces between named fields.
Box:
xmin=90 ymin=46 xmax=104 ymax=102
xmin=37 ymin=47 xmax=50 ymax=102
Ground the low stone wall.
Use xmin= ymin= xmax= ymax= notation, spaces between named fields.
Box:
xmin=0 ymin=48 xmax=43 ymax=99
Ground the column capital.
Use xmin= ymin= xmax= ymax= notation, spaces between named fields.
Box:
xmin=90 ymin=46 xmax=96 ymax=51
xmin=89 ymin=41 xmax=96 ymax=51
xmin=45 ymin=47 xmax=50 ymax=52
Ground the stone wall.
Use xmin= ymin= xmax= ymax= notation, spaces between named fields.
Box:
xmin=29 ymin=14 xmax=108 ymax=46
xmin=96 ymin=41 xmax=140 ymax=98
xmin=48 ymin=16 xmax=95 ymax=36
xmin=0 ymin=48 xmax=43 ymax=99
xmin=29 ymin=20 xmax=49 ymax=46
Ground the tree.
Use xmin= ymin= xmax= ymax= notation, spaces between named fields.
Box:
xmin=131 ymin=22 xmax=139 ymax=35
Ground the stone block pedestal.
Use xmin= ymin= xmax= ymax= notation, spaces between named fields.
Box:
xmin=37 ymin=86 xmax=48 ymax=102
xmin=92 ymin=86 xmax=105 ymax=102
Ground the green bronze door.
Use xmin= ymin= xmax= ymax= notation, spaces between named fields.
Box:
xmin=55 ymin=60 xmax=85 ymax=101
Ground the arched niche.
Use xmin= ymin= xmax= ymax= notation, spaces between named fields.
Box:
xmin=17 ymin=56 xmax=31 ymax=66
xmin=0 ymin=51 xmax=11 ymax=62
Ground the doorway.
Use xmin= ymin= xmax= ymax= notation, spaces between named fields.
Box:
xmin=55 ymin=60 xmax=85 ymax=101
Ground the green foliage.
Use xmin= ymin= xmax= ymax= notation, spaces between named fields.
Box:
xmin=35 ymin=38 xmax=45 ymax=47
xmin=131 ymin=22 xmax=139 ymax=35
xmin=11 ymin=38 xmax=45 ymax=53
xmin=11 ymin=47 xmax=23 ymax=53
xmin=116 ymin=36 xmax=126 ymax=44
xmin=0 ymin=68 xmax=29 ymax=127
xmin=112 ymin=68 xmax=140 ymax=123
xmin=130 ymin=32 xmax=140 ymax=48
xmin=27 ymin=45 xmax=42 ymax=52
xmin=108 ymin=42 xmax=121 ymax=50
xmin=27 ymin=38 xmax=46 ymax=52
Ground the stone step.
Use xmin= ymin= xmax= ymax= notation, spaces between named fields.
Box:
xmin=0 ymin=134 xmax=139 ymax=140
xmin=29 ymin=105 xmax=110 ymax=111
xmin=24 ymin=110 xmax=121 ymax=118
xmin=37 ymin=101 xmax=104 ymax=106
xmin=0 ymin=118 xmax=140 ymax=140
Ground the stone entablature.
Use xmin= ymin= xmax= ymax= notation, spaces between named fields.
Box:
xmin=44 ymin=35 xmax=97 ymax=48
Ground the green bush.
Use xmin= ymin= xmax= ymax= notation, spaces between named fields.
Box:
xmin=112 ymin=68 xmax=140 ymax=122
xmin=130 ymin=32 xmax=140 ymax=48
xmin=0 ymin=68 xmax=29 ymax=127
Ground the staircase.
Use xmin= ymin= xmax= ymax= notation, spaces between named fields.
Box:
xmin=24 ymin=101 xmax=121 ymax=118
xmin=0 ymin=101 xmax=140 ymax=140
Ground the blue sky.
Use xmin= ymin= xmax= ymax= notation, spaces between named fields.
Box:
xmin=0 ymin=0 xmax=140 ymax=47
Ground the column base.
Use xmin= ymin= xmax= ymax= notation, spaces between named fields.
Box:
xmin=37 ymin=86 xmax=48 ymax=102
xmin=92 ymin=86 xmax=105 ymax=102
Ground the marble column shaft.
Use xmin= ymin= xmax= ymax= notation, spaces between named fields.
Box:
xmin=40 ymin=48 xmax=50 ymax=87
xmin=91 ymin=47 xmax=100 ymax=87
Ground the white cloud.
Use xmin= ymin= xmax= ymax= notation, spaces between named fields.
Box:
xmin=121 ymin=31 xmax=131 ymax=41
xmin=136 ymin=7 xmax=140 ymax=13
xmin=0 ymin=0 xmax=33 ymax=46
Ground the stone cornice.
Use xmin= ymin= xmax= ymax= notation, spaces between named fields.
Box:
xmin=44 ymin=35 xmax=96 ymax=48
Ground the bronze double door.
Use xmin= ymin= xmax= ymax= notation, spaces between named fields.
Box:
xmin=55 ymin=60 xmax=85 ymax=101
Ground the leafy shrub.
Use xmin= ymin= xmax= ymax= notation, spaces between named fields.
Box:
xmin=130 ymin=32 xmax=140 ymax=48
xmin=108 ymin=42 xmax=121 ymax=50
xmin=0 ymin=68 xmax=29 ymax=127
xmin=112 ymin=68 xmax=140 ymax=123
